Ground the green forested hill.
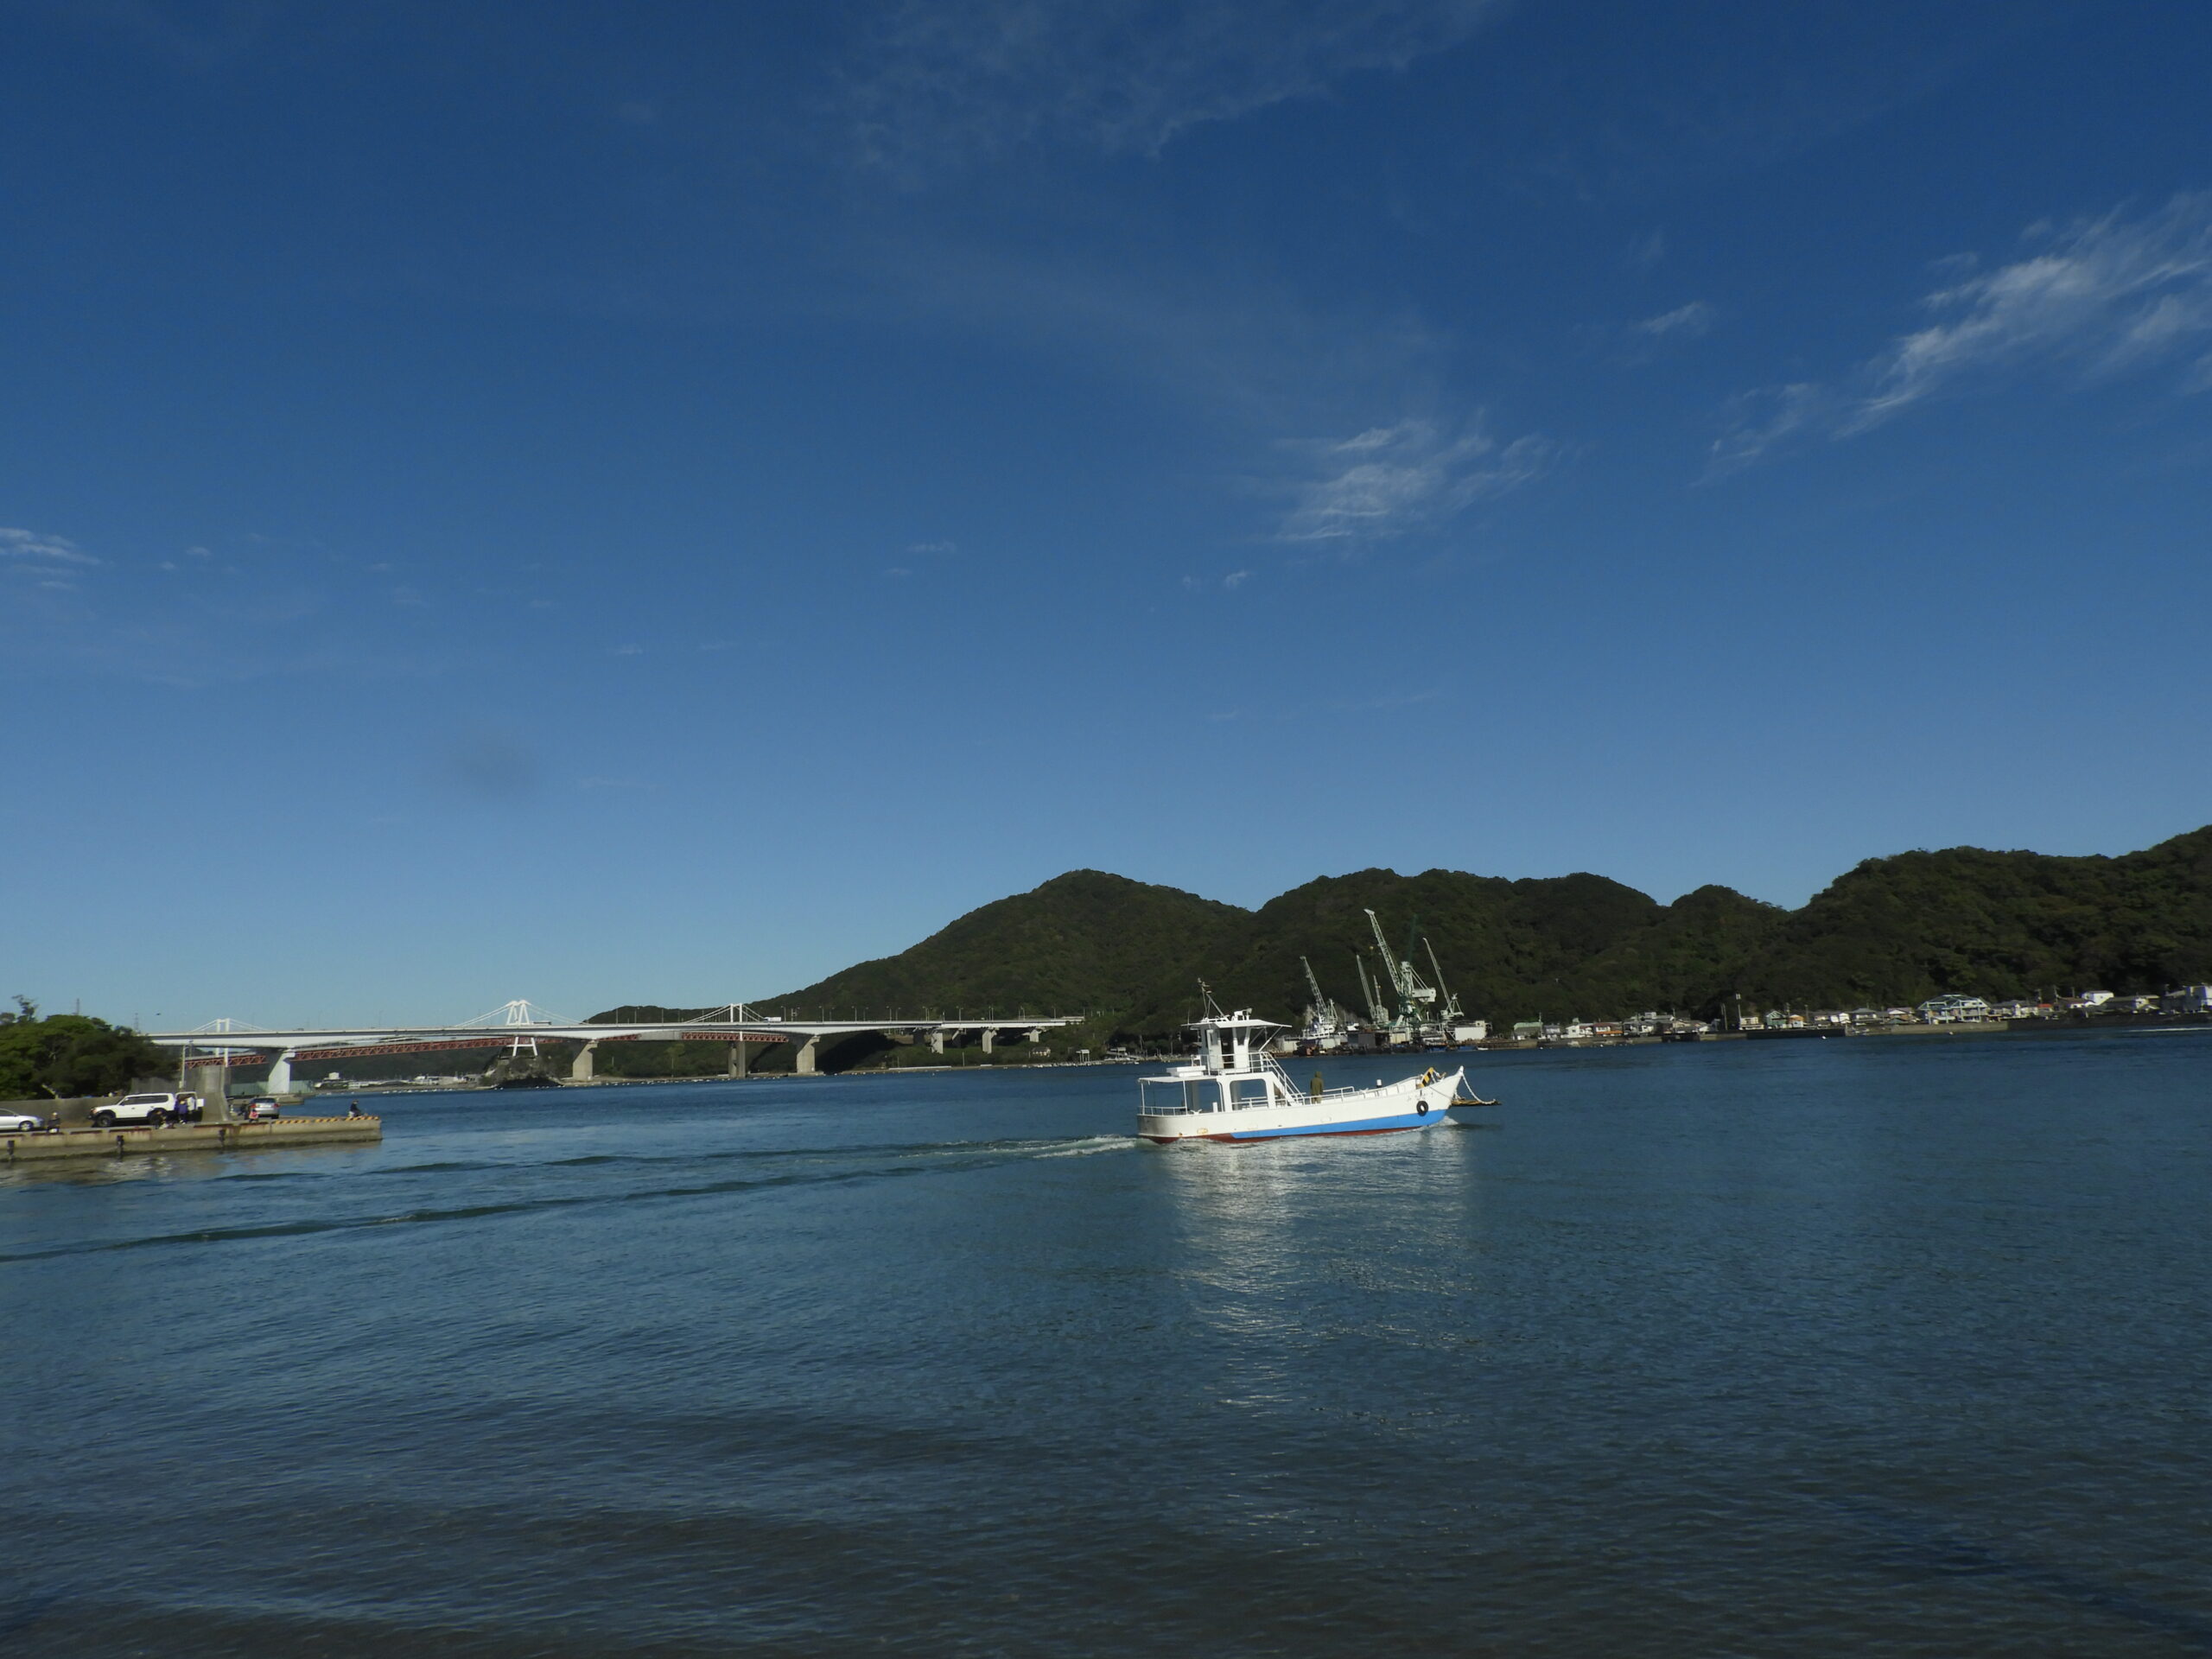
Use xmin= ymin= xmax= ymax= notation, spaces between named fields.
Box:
xmin=652 ymin=826 xmax=2212 ymax=1039
xmin=753 ymin=870 xmax=1248 ymax=1021
xmin=1738 ymin=825 xmax=2212 ymax=1008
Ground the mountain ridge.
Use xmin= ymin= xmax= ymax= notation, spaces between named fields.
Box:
xmin=601 ymin=827 xmax=2212 ymax=1039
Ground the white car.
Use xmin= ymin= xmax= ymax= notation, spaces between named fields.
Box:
xmin=0 ymin=1109 xmax=47 ymax=1133
xmin=91 ymin=1092 xmax=196 ymax=1128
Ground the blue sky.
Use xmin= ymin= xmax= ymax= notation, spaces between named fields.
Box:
xmin=5 ymin=0 xmax=2210 ymax=1026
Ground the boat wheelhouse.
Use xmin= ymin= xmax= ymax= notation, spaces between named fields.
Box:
xmin=1136 ymin=1006 xmax=1469 ymax=1143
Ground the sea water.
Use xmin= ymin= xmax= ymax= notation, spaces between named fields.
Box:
xmin=3 ymin=1033 xmax=2209 ymax=1656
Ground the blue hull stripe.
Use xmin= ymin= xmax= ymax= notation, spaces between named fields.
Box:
xmin=1218 ymin=1109 xmax=1442 ymax=1140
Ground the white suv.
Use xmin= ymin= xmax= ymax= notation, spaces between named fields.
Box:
xmin=92 ymin=1093 xmax=200 ymax=1128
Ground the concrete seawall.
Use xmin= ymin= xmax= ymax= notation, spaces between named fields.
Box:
xmin=2 ymin=1116 xmax=381 ymax=1165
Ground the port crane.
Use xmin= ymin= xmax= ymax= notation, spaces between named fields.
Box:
xmin=1299 ymin=957 xmax=1350 ymax=1050
xmin=1355 ymin=953 xmax=1393 ymax=1033
xmin=1363 ymin=909 xmax=1467 ymax=1046
xmin=1423 ymin=937 xmax=1467 ymax=1033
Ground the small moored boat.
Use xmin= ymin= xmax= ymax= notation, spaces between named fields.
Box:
xmin=1136 ymin=1007 xmax=1465 ymax=1143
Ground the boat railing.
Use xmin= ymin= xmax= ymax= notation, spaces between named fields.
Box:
xmin=1141 ymin=1060 xmax=1442 ymax=1117
xmin=1138 ymin=1076 xmax=1278 ymax=1116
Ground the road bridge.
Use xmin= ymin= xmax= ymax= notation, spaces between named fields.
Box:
xmin=148 ymin=1001 xmax=1077 ymax=1089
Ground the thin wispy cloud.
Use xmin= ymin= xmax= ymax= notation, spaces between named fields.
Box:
xmin=1634 ymin=301 xmax=1717 ymax=340
xmin=48 ymin=0 xmax=273 ymax=69
xmin=1713 ymin=193 xmax=2212 ymax=474
xmin=1277 ymin=420 xmax=1555 ymax=543
xmin=1326 ymin=685 xmax=1441 ymax=712
xmin=1707 ymin=384 xmax=1833 ymax=476
xmin=849 ymin=0 xmax=1501 ymax=171
xmin=1 ymin=526 xmax=100 ymax=590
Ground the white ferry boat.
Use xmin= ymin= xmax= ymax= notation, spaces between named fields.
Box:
xmin=1136 ymin=1007 xmax=1471 ymax=1143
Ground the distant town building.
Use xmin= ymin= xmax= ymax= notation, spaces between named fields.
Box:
xmin=2161 ymin=985 xmax=2212 ymax=1014
xmin=1917 ymin=995 xmax=1993 ymax=1023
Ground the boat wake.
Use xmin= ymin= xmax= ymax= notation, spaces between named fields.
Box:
xmin=0 ymin=1135 xmax=1135 ymax=1265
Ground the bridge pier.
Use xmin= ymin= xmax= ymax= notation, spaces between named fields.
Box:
xmin=981 ymin=1028 xmax=995 ymax=1055
xmin=728 ymin=1038 xmax=747 ymax=1078
xmin=190 ymin=1062 xmax=231 ymax=1123
xmin=929 ymin=1030 xmax=946 ymax=1054
xmin=571 ymin=1039 xmax=598 ymax=1083
xmin=266 ymin=1048 xmax=296 ymax=1094
xmin=794 ymin=1034 xmax=821 ymax=1075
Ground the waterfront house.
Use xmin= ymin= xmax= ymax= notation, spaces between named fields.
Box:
xmin=2161 ymin=985 xmax=2212 ymax=1014
xmin=1917 ymin=995 xmax=1993 ymax=1023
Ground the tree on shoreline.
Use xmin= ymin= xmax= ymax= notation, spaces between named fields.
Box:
xmin=0 ymin=998 xmax=167 ymax=1099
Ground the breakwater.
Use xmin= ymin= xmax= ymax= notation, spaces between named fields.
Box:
xmin=3 ymin=1115 xmax=380 ymax=1164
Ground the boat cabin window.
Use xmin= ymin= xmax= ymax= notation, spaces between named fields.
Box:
xmin=1230 ymin=1077 xmax=1269 ymax=1108
xmin=1141 ymin=1077 xmax=1225 ymax=1115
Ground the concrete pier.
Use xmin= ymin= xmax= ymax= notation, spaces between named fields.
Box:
xmin=2 ymin=1116 xmax=382 ymax=1165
